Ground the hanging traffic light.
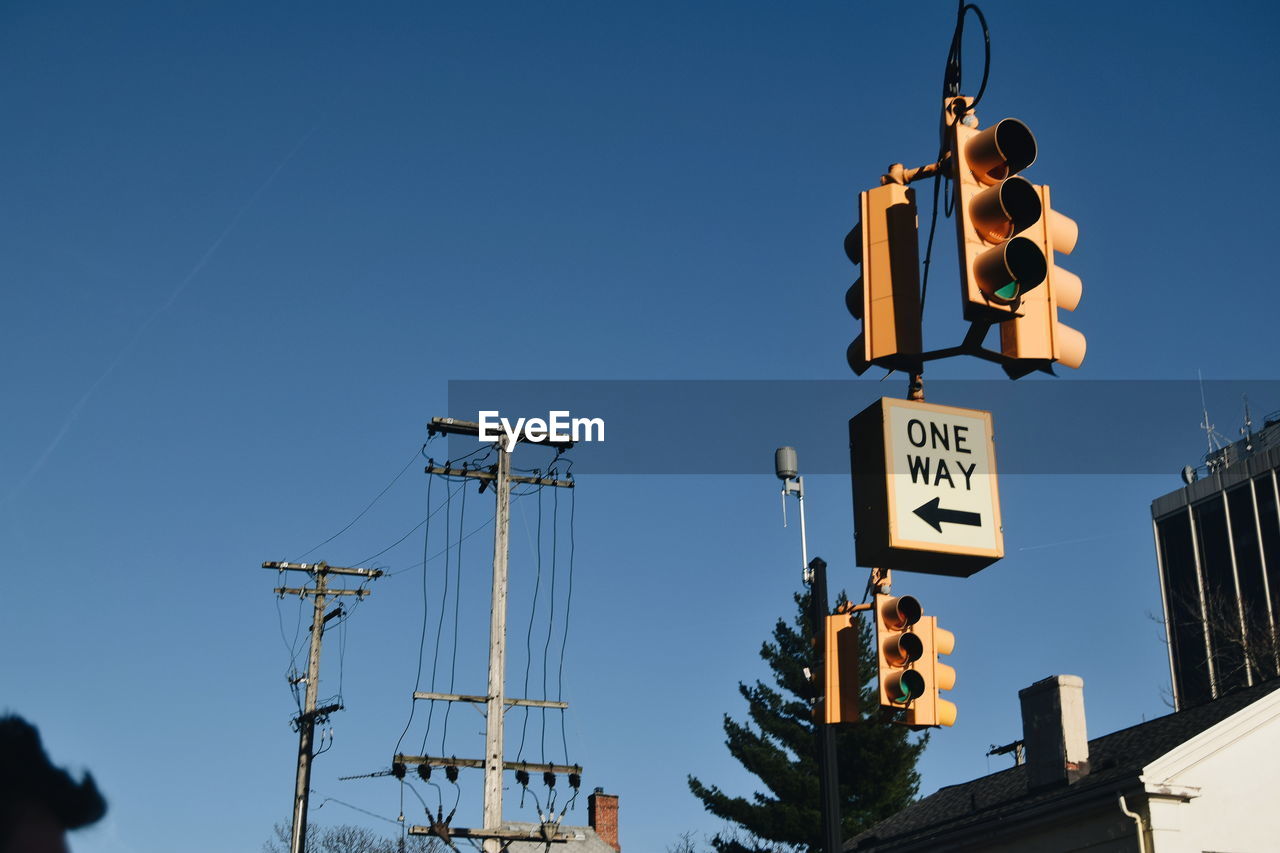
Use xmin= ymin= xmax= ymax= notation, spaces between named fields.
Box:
xmin=999 ymin=184 xmax=1085 ymax=375
xmin=949 ymin=99 xmax=1047 ymax=320
xmin=874 ymin=593 xmax=925 ymax=709
xmin=845 ymin=183 xmax=922 ymax=375
xmin=905 ymin=616 xmax=958 ymax=727
xmin=822 ymin=612 xmax=861 ymax=724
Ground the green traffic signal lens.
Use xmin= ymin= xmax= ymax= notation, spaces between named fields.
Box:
xmin=892 ymin=670 xmax=926 ymax=705
xmin=993 ymin=281 xmax=1019 ymax=301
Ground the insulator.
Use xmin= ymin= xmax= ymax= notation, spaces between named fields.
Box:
xmin=568 ymin=773 xmax=581 ymax=790
xmin=543 ymin=771 xmax=556 ymax=788
xmin=391 ymin=762 xmax=406 ymax=780
xmin=416 ymin=764 xmax=431 ymax=782
xmin=516 ymin=769 xmax=530 ymax=787
xmin=445 ymin=765 xmax=459 ymax=783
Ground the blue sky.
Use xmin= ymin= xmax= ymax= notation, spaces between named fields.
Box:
xmin=2 ymin=1 xmax=1279 ymax=851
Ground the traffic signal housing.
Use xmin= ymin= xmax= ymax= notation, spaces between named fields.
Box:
xmin=906 ymin=616 xmax=958 ymax=727
xmin=822 ymin=613 xmax=861 ymax=724
xmin=845 ymin=183 xmax=922 ymax=375
xmin=999 ymin=184 xmax=1085 ymax=375
xmin=874 ymin=594 xmax=925 ymax=709
xmin=949 ymin=100 xmax=1048 ymax=320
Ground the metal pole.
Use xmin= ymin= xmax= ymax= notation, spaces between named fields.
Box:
xmin=290 ymin=570 xmax=328 ymax=853
xmin=797 ymin=478 xmax=809 ymax=572
xmin=808 ymin=557 xmax=842 ymax=853
xmin=482 ymin=443 xmax=512 ymax=852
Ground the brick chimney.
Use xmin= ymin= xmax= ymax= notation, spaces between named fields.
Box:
xmin=1019 ymin=674 xmax=1090 ymax=790
xmin=588 ymin=788 xmax=620 ymax=851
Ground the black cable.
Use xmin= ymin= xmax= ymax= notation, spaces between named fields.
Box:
xmin=516 ymin=484 xmax=546 ymax=762
xmin=355 ymin=480 xmax=464 ymax=566
xmin=421 ymin=476 xmax=456 ymax=754
xmin=439 ymin=475 xmax=468 ymax=752
xmin=296 ymin=445 xmax=424 ymax=561
xmin=394 ymin=473 xmax=435 ymax=757
xmin=963 ymin=4 xmax=991 ymax=111
xmin=921 ymin=1 xmax=990 ymax=319
xmin=557 ymin=483 xmax=576 ymax=765
xmin=314 ymin=796 xmax=404 ymax=827
xmin=540 ymin=485 xmax=560 ymax=761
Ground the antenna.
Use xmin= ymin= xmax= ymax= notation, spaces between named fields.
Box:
xmin=1198 ymin=370 xmax=1228 ymax=470
xmin=1242 ymin=394 xmax=1254 ymax=453
xmin=774 ymin=447 xmax=810 ymax=583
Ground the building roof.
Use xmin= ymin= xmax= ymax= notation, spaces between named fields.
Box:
xmin=847 ymin=676 xmax=1280 ymax=851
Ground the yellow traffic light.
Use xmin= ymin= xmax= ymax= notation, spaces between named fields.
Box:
xmin=845 ymin=183 xmax=922 ymax=375
xmin=874 ymin=593 xmax=924 ymax=709
xmin=822 ymin=613 xmax=861 ymax=725
xmin=949 ymin=99 xmax=1047 ymax=320
xmin=1000 ymin=184 xmax=1085 ymax=374
xmin=906 ymin=616 xmax=958 ymax=728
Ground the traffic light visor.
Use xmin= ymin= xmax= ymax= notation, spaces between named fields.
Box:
xmin=965 ymin=118 xmax=1037 ymax=184
xmin=881 ymin=595 xmax=921 ymax=629
xmin=969 ymin=177 xmax=1042 ymax=242
xmin=974 ymin=236 xmax=1047 ymax=303
xmin=883 ymin=631 xmax=924 ymax=666
xmin=885 ymin=669 xmax=925 ymax=705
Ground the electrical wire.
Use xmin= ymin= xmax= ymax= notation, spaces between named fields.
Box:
xmin=394 ymin=473 xmax=436 ymax=757
xmin=919 ymin=1 xmax=991 ymax=319
xmin=438 ymin=476 xmax=468 ymax=752
xmin=420 ymin=472 xmax=456 ymax=754
xmin=556 ymin=483 xmax=576 ymax=765
xmin=540 ymin=484 xmax=560 ymax=761
xmin=314 ymin=796 xmax=404 ymax=827
xmin=516 ymin=482 xmax=546 ymax=762
xmin=296 ymin=445 xmax=425 ymax=561
xmin=355 ymin=480 xmax=465 ymax=567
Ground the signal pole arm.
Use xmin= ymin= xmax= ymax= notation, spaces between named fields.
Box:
xmin=881 ymin=153 xmax=951 ymax=187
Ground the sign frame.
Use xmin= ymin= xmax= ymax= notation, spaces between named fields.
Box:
xmin=850 ymin=397 xmax=1003 ymax=577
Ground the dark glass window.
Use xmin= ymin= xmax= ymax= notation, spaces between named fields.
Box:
xmin=1257 ymin=473 xmax=1280 ymax=622
xmin=1157 ymin=511 xmax=1212 ymax=706
xmin=1227 ymin=484 xmax=1272 ymax=681
xmin=1194 ymin=495 xmax=1247 ymax=694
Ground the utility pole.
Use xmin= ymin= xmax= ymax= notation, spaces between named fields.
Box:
xmin=808 ymin=556 xmax=843 ymax=853
xmin=775 ymin=449 xmax=840 ymax=851
xmin=403 ymin=417 xmax=579 ymax=850
xmin=483 ymin=436 xmax=511 ymax=836
xmin=265 ymin=560 xmax=383 ymax=853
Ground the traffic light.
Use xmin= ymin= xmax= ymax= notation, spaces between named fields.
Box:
xmin=949 ymin=100 xmax=1047 ymax=320
xmin=905 ymin=615 xmax=957 ymax=727
xmin=999 ymin=184 xmax=1085 ymax=375
xmin=844 ymin=183 xmax=922 ymax=375
xmin=822 ymin=613 xmax=861 ymax=724
xmin=874 ymin=593 xmax=925 ymax=708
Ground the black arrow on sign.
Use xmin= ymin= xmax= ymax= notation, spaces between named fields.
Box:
xmin=913 ymin=497 xmax=982 ymax=533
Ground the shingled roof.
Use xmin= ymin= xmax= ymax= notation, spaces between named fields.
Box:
xmin=847 ymin=677 xmax=1280 ymax=851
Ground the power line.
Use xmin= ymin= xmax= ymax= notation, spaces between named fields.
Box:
xmin=297 ymin=445 xmax=426 ymax=561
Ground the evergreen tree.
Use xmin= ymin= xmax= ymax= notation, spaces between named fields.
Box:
xmin=688 ymin=590 xmax=925 ymax=851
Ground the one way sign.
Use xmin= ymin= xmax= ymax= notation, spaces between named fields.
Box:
xmin=850 ymin=397 xmax=1003 ymax=577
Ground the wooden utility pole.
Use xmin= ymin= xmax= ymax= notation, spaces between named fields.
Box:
xmin=265 ymin=560 xmax=383 ymax=853
xmin=410 ymin=417 xmax=578 ymax=850
xmin=483 ymin=441 xmax=511 ymax=836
